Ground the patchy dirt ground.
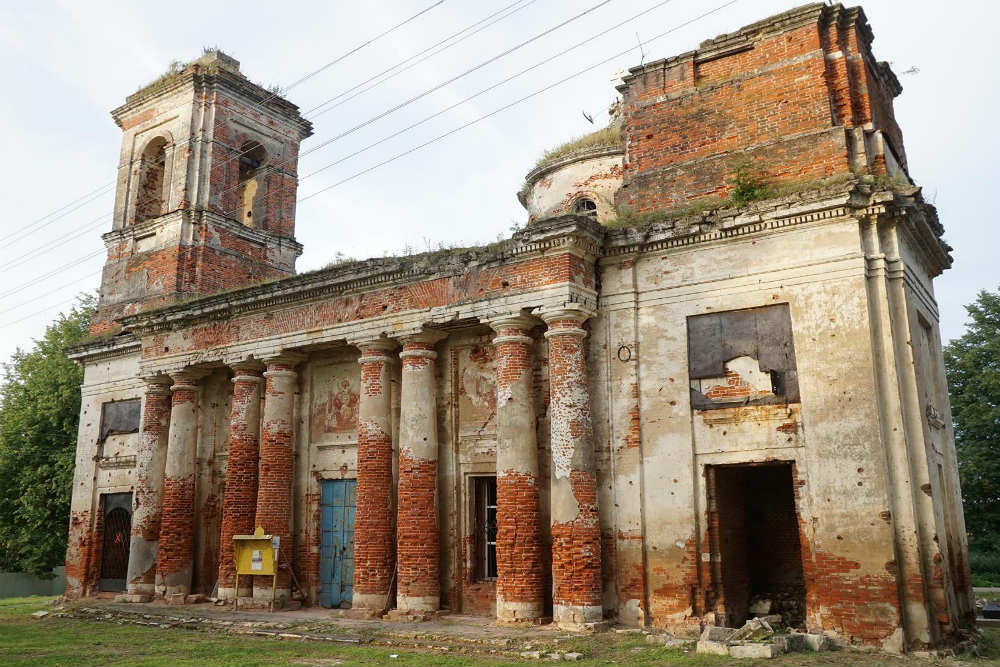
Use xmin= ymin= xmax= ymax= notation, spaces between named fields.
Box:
xmin=1 ymin=597 xmax=996 ymax=666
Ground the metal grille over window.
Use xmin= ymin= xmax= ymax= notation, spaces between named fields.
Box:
xmin=473 ymin=476 xmax=498 ymax=580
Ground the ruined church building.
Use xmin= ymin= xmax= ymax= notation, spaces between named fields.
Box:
xmin=64 ymin=3 xmax=974 ymax=652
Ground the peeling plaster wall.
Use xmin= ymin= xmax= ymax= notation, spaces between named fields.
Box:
xmin=65 ymin=352 xmax=144 ymax=598
xmin=522 ymin=151 xmax=624 ymax=223
xmin=192 ymin=370 xmax=231 ymax=595
xmin=595 ymin=215 xmax=929 ymax=645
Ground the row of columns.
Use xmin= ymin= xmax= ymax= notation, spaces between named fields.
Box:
xmin=349 ymin=309 xmax=602 ymax=626
xmin=126 ymin=355 xmax=303 ymax=603
xmin=124 ymin=307 xmax=603 ymax=626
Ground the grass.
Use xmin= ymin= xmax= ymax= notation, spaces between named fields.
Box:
xmin=533 ymin=125 xmax=622 ymax=171
xmin=602 ymin=173 xmax=863 ymax=230
xmin=1 ymin=597 xmax=998 ymax=666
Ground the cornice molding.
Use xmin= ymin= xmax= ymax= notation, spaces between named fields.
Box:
xmin=66 ymin=335 xmax=141 ymax=364
xmin=119 ymin=215 xmax=604 ymax=336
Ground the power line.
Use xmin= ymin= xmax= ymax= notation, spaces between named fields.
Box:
xmin=0 ymin=1 xmax=494 ymax=278
xmin=299 ymin=0 xmax=739 ymax=202
xmin=221 ymin=0 xmax=615 ymax=219
xmin=0 ymin=249 xmax=106 ymax=301
xmin=304 ymin=0 xmax=537 ymax=119
xmin=299 ymin=0 xmax=613 ymax=160
xmin=1 ymin=184 xmax=113 ymax=248
xmin=2 ymin=0 xmax=736 ymax=327
xmin=0 ymin=269 xmax=103 ymax=317
xmin=1 ymin=213 xmax=110 ymax=272
xmin=301 ymin=0 xmax=682 ymax=183
xmin=1 ymin=0 xmax=446 ymax=254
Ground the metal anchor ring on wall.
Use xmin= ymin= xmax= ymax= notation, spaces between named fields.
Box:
xmin=617 ymin=345 xmax=632 ymax=362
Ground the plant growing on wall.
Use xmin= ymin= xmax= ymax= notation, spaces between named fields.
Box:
xmin=0 ymin=294 xmax=94 ymax=577
xmin=728 ymin=160 xmax=771 ymax=207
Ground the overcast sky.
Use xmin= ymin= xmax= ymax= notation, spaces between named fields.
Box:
xmin=1 ymin=0 xmax=996 ymax=368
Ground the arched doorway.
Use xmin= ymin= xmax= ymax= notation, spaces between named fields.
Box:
xmin=98 ymin=493 xmax=132 ymax=592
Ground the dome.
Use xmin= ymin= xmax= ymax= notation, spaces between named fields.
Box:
xmin=518 ymin=126 xmax=624 ymax=224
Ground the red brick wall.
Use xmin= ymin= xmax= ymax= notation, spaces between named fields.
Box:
xmin=396 ymin=452 xmax=439 ymax=600
xmin=143 ymin=253 xmax=592 ymax=359
xmin=157 ymin=387 xmax=198 ymax=589
xmin=496 ymin=472 xmax=544 ymax=605
xmin=354 ymin=354 xmax=396 ymax=601
xmin=617 ymin=5 xmax=904 ymax=214
xmin=217 ymin=372 xmax=262 ymax=592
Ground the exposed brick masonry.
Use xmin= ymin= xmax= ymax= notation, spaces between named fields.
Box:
xmin=352 ymin=343 xmax=396 ymax=609
xmin=396 ymin=338 xmax=443 ymax=611
xmin=617 ymin=4 xmax=904 ymax=213
xmin=125 ymin=379 xmax=172 ymax=596
xmin=253 ymin=357 xmax=300 ymax=599
xmin=217 ymin=364 xmax=264 ymax=598
xmin=492 ymin=318 xmax=545 ymax=621
xmin=157 ymin=376 xmax=200 ymax=599
xmin=544 ymin=313 xmax=603 ymax=626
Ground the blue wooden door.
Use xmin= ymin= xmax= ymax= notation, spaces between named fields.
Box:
xmin=320 ymin=479 xmax=356 ymax=608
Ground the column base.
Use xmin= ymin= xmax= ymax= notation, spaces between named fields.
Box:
xmin=554 ymin=604 xmax=607 ymax=631
xmin=396 ymin=594 xmax=439 ymax=613
xmin=385 ymin=608 xmax=443 ymax=622
xmin=119 ymin=593 xmax=154 ymax=603
xmin=496 ymin=599 xmax=545 ymax=624
xmin=352 ymin=591 xmax=390 ymax=611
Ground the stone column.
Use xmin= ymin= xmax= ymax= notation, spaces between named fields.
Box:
xmin=396 ymin=331 xmax=446 ymax=613
xmin=217 ymin=361 xmax=264 ymax=600
xmin=125 ymin=376 xmax=172 ymax=601
xmin=253 ymin=353 xmax=303 ymax=602
xmin=352 ymin=339 xmax=398 ymax=611
xmin=490 ymin=315 xmax=545 ymax=623
xmin=542 ymin=307 xmax=603 ymax=628
xmin=157 ymin=370 xmax=203 ymax=603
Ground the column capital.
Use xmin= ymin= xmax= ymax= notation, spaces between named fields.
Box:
xmin=230 ymin=358 xmax=265 ymax=374
xmin=538 ymin=305 xmax=598 ymax=326
xmin=230 ymin=360 xmax=265 ymax=384
xmin=398 ymin=330 xmax=448 ymax=347
xmin=141 ymin=374 xmax=173 ymax=393
xmin=350 ymin=336 xmax=399 ymax=358
xmin=487 ymin=314 xmax=540 ymax=333
xmin=169 ymin=368 xmax=209 ymax=391
xmin=262 ymin=351 xmax=307 ymax=366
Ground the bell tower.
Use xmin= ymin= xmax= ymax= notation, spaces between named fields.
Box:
xmin=91 ymin=50 xmax=313 ymax=333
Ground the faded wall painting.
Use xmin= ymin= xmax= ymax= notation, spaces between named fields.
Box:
xmin=310 ymin=360 xmax=360 ymax=443
xmin=457 ymin=343 xmax=496 ymax=439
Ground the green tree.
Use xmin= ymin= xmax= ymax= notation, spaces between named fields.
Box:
xmin=0 ymin=294 xmax=95 ymax=576
xmin=944 ymin=288 xmax=1000 ymax=553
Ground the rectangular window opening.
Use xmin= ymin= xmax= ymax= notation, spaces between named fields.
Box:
xmin=471 ymin=476 xmax=498 ymax=581
xmin=98 ymin=399 xmax=141 ymax=456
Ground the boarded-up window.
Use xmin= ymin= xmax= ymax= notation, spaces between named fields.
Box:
xmin=687 ymin=305 xmax=799 ymax=410
xmin=99 ymin=399 xmax=141 ymax=444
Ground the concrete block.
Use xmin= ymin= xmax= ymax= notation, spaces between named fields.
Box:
xmin=773 ymin=633 xmax=806 ymax=652
xmin=729 ymin=617 xmax=773 ymax=641
xmin=696 ymin=639 xmax=729 ymax=656
xmin=700 ymin=625 xmax=738 ymax=642
xmin=729 ymin=643 xmax=784 ymax=658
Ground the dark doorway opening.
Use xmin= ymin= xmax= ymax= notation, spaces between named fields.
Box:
xmin=710 ymin=463 xmax=806 ymax=628
xmin=98 ymin=492 xmax=132 ymax=592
